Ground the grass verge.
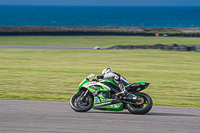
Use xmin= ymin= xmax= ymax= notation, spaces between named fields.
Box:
xmin=0 ymin=48 xmax=199 ymax=107
xmin=0 ymin=36 xmax=200 ymax=47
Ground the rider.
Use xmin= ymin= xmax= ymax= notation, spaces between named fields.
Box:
xmin=94 ymin=68 xmax=129 ymax=96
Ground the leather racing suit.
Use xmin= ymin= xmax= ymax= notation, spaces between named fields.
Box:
xmin=97 ymin=72 xmax=130 ymax=93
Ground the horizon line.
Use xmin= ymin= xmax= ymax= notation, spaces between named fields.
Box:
xmin=1 ymin=5 xmax=200 ymax=6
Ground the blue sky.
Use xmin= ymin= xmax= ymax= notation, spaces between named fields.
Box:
xmin=0 ymin=0 xmax=200 ymax=6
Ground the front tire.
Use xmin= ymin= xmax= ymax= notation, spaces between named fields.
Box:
xmin=70 ymin=91 xmax=94 ymax=112
xmin=127 ymin=92 xmax=153 ymax=114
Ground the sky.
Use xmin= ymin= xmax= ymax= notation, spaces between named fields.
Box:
xmin=0 ymin=0 xmax=200 ymax=6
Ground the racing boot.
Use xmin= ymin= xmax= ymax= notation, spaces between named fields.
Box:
xmin=117 ymin=84 xmax=128 ymax=96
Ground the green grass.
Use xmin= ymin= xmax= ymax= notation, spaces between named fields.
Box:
xmin=0 ymin=36 xmax=200 ymax=47
xmin=0 ymin=48 xmax=200 ymax=107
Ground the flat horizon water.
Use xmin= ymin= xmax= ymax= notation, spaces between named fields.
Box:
xmin=0 ymin=5 xmax=200 ymax=27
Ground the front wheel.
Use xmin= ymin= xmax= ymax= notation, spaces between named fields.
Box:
xmin=127 ymin=92 xmax=153 ymax=114
xmin=70 ymin=91 xmax=94 ymax=112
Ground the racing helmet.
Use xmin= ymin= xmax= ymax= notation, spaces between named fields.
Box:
xmin=102 ymin=68 xmax=113 ymax=75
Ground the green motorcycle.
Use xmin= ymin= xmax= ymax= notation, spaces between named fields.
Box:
xmin=70 ymin=74 xmax=153 ymax=114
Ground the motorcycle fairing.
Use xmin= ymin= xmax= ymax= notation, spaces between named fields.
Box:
xmin=93 ymin=92 xmax=113 ymax=107
xmin=100 ymin=78 xmax=118 ymax=87
xmin=78 ymin=80 xmax=114 ymax=107
xmin=126 ymin=82 xmax=150 ymax=92
xmin=93 ymin=103 xmax=124 ymax=111
xmin=82 ymin=82 xmax=111 ymax=92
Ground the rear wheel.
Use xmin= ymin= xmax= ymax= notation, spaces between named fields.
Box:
xmin=70 ymin=91 xmax=94 ymax=112
xmin=127 ymin=92 xmax=153 ymax=114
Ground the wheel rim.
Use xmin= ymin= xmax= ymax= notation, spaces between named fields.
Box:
xmin=135 ymin=96 xmax=144 ymax=105
xmin=130 ymin=94 xmax=149 ymax=109
xmin=72 ymin=94 xmax=92 ymax=109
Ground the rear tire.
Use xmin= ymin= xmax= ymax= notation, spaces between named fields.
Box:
xmin=70 ymin=92 xmax=94 ymax=112
xmin=127 ymin=92 xmax=153 ymax=114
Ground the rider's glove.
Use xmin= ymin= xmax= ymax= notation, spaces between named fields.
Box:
xmin=92 ymin=78 xmax=97 ymax=81
xmin=92 ymin=75 xmax=104 ymax=81
xmin=97 ymin=75 xmax=104 ymax=79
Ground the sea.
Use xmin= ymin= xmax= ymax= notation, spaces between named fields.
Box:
xmin=0 ymin=5 xmax=200 ymax=27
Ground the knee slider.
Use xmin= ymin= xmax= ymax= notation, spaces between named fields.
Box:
xmin=114 ymin=75 xmax=120 ymax=81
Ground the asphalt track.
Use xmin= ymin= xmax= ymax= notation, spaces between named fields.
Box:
xmin=0 ymin=45 xmax=107 ymax=49
xmin=0 ymin=100 xmax=199 ymax=133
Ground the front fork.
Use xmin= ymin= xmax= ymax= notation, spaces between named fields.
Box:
xmin=80 ymin=90 xmax=89 ymax=101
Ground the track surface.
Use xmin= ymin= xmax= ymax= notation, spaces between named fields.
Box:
xmin=0 ymin=45 xmax=107 ymax=49
xmin=0 ymin=100 xmax=199 ymax=133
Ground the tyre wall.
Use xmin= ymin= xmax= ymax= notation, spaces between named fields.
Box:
xmin=106 ymin=44 xmax=200 ymax=52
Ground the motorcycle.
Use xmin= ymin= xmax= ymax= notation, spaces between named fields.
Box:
xmin=70 ymin=74 xmax=153 ymax=114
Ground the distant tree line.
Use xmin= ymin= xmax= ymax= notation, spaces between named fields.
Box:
xmin=1 ymin=31 xmax=200 ymax=37
xmin=106 ymin=44 xmax=200 ymax=52
xmin=0 ymin=26 xmax=200 ymax=37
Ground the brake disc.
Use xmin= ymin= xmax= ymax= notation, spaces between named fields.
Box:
xmin=135 ymin=96 xmax=145 ymax=105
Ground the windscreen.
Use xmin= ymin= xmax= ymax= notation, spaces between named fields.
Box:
xmin=78 ymin=73 xmax=95 ymax=87
xmin=87 ymin=73 xmax=95 ymax=79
